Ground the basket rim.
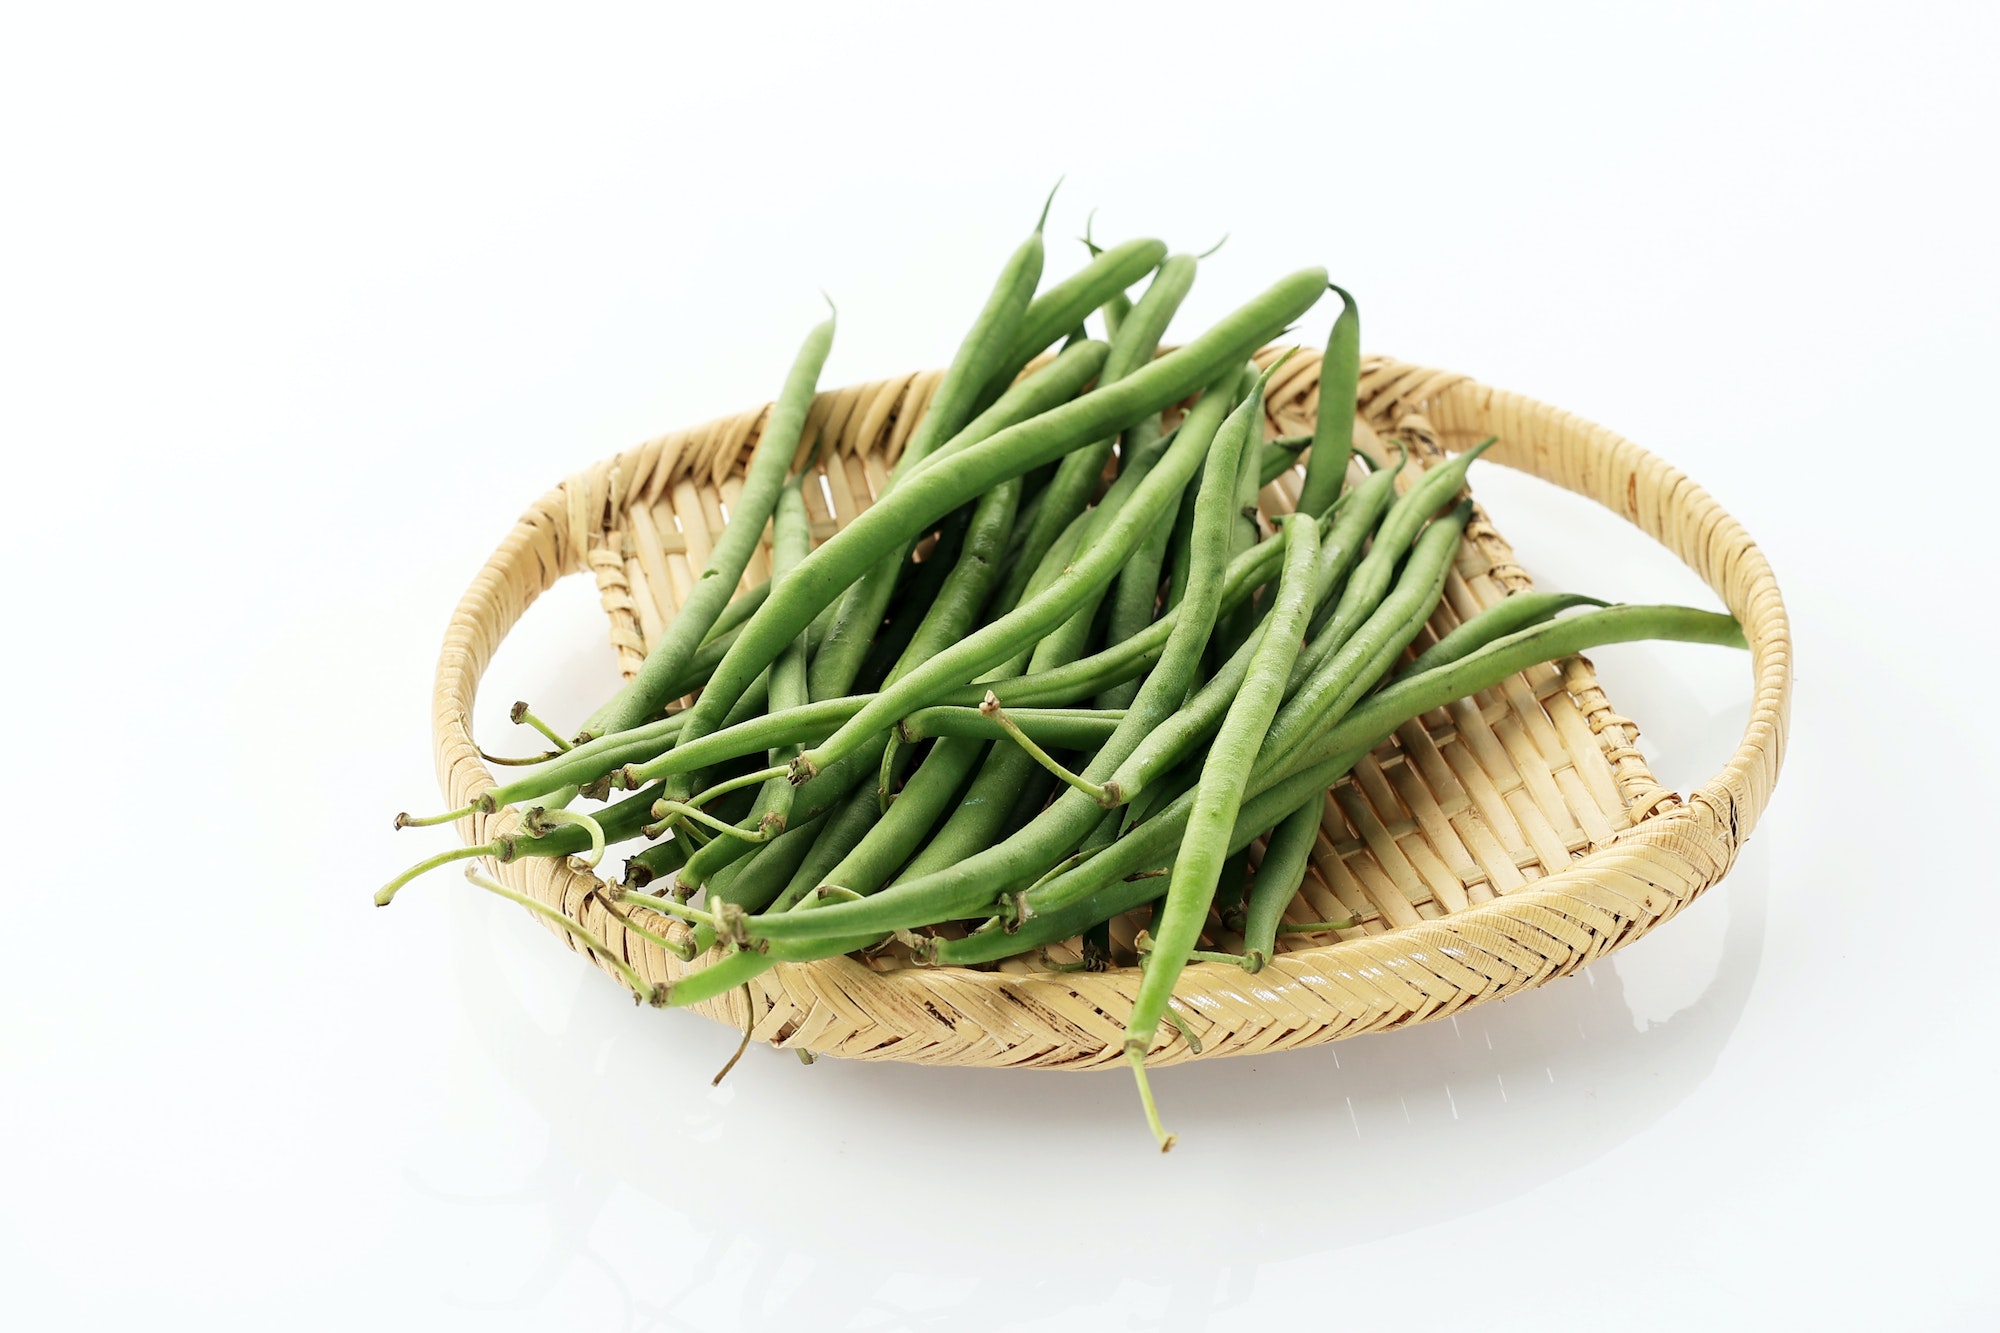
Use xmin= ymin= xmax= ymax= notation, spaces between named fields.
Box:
xmin=424 ymin=352 xmax=1791 ymax=1067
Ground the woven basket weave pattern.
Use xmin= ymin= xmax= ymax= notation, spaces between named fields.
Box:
xmin=430 ymin=352 xmax=1789 ymax=1069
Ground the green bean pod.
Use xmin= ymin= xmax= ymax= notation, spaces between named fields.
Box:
xmin=1235 ymin=796 xmax=1324 ymax=971
xmin=987 ymin=238 xmax=1167 ymax=400
xmin=1401 ymin=591 xmax=1609 ymax=678
xmin=768 ymin=505 xmax=1095 ymax=913
xmin=738 ymin=362 xmax=1262 ymax=945
xmin=1295 ymin=285 xmax=1359 ymax=517
xmin=942 ymin=602 xmax=1749 ymax=964
xmin=807 ymin=225 xmax=1048 ymax=705
xmin=895 ymin=707 xmax=1123 ymax=749
xmin=1123 ymin=511 xmax=1322 ymax=1139
xmin=992 ymin=252 xmax=1199 ymax=612
xmin=1255 ymin=502 xmax=1471 ymax=782
xmin=1080 ymin=216 xmax=1135 ymax=339
xmin=663 ymin=266 xmax=1328 ymax=783
xmin=578 ymin=313 xmax=835 ymax=742
xmin=789 ymin=356 xmax=1263 ymax=785
xmin=678 ymin=481 xmax=818 ymax=887
xmin=1304 ymin=439 xmax=1493 ymax=668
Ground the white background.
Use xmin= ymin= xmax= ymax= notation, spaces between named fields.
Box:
xmin=5 ymin=2 xmax=1996 ymax=1329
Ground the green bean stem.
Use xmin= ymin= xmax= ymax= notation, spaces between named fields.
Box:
xmin=462 ymin=871 xmax=667 ymax=1006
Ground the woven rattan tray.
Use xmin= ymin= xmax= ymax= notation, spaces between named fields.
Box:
xmin=429 ymin=351 xmax=1790 ymax=1069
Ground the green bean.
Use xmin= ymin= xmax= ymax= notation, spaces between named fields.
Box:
xmin=882 ymin=654 xmax=1088 ymax=897
xmin=1161 ymin=469 xmax=1202 ymax=613
xmin=1255 ymin=502 xmax=1471 ymax=782
xmin=483 ymin=543 xmax=1272 ymax=815
xmin=977 ymin=528 xmax=1289 ymax=709
xmin=788 ymin=353 xmax=1263 ymax=786
xmin=1401 ymin=591 xmax=1609 ymax=678
xmin=904 ymin=339 xmax=1109 ymax=480
xmin=1098 ymin=416 xmax=1304 ymax=709
xmin=806 ymin=215 xmax=1049 ymax=707
xmin=845 ymin=505 xmax=971 ymax=696
xmin=1212 ymin=848 xmax=1253 ymax=933
xmin=896 ymin=706 xmax=1123 ymax=748
xmin=1080 ymin=212 xmax=1134 ymax=339
xmin=377 ymin=776 xmax=672 ymax=905
xmin=673 ymin=730 xmax=891 ymax=944
xmin=1256 ymin=435 xmax=1310 ymax=487
xmin=783 ymin=503 xmax=1093 ymax=907
xmin=885 ymin=480 xmax=1020 ymax=682
xmin=621 ymin=830 xmax=692 ymax=889
xmin=991 ymin=252 xmax=1199 ymax=613
xmin=1124 ymin=511 xmax=1320 ymax=1149
xmin=1295 ymin=284 xmax=1359 ymax=517
xmin=1008 ymin=596 xmax=1744 ymax=940
xmin=738 ymin=361 xmax=1261 ymax=945
xmin=577 ymin=313 xmax=835 ymax=743
xmin=667 ymin=266 xmax=1325 ymax=792
xmin=1213 ymin=370 xmax=1269 ymax=664
xmin=657 ymin=945 xmax=777 ymax=1010
xmin=772 ymin=787 xmax=883 ymax=915
xmin=939 ymin=601 xmax=1748 ymax=965
xmin=1236 ymin=796 xmax=1324 ymax=971
xmin=986 ymin=238 xmax=1168 ymax=401
xmin=698 ymin=805 xmax=824 ymax=912
xmin=1303 ymin=454 xmax=1404 ymax=620
xmin=701 ymin=578 xmax=770 ymax=647
xmin=669 ymin=506 xmax=1097 ymax=1000
xmin=1303 ymin=439 xmax=1493 ymax=672
xmin=663 ymin=785 xmax=886 ymax=1005
xmin=818 ymin=736 xmax=987 ymax=898
xmin=678 ymin=480 xmax=818 ymax=887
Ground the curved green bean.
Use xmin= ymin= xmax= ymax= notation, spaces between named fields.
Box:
xmin=578 ymin=313 xmax=834 ymax=742
xmin=1123 ymin=511 xmax=1321 ymax=1149
xmin=1295 ymin=284 xmax=1359 ymax=517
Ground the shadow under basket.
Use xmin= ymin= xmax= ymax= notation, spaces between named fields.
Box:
xmin=428 ymin=350 xmax=1791 ymax=1070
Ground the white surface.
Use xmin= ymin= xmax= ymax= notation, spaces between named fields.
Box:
xmin=5 ymin=3 xmax=1996 ymax=1329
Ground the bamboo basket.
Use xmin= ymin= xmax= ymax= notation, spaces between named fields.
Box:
xmin=428 ymin=351 xmax=1790 ymax=1069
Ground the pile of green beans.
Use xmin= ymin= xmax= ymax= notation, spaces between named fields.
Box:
xmin=384 ymin=199 xmax=1749 ymax=1148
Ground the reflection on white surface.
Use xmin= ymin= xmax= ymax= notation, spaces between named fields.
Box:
xmin=395 ymin=485 xmax=1777 ymax=1329
xmin=408 ymin=825 xmax=1766 ymax=1329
